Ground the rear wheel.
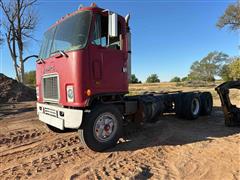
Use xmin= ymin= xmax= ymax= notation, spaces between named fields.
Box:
xmin=175 ymin=94 xmax=185 ymax=118
xmin=183 ymin=93 xmax=201 ymax=120
xmin=79 ymin=105 xmax=123 ymax=152
xmin=176 ymin=93 xmax=201 ymax=120
xmin=200 ymin=92 xmax=213 ymax=115
xmin=225 ymin=119 xmax=234 ymax=127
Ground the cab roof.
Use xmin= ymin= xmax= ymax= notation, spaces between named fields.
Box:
xmin=49 ymin=6 xmax=103 ymax=30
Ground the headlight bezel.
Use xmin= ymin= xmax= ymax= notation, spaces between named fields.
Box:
xmin=66 ymin=85 xmax=74 ymax=102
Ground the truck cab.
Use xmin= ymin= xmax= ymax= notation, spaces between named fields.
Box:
xmin=37 ymin=4 xmax=130 ymax=108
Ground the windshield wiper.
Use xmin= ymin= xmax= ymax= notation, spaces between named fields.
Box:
xmin=50 ymin=50 xmax=68 ymax=58
xmin=36 ymin=58 xmax=45 ymax=64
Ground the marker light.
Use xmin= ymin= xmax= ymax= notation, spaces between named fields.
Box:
xmin=36 ymin=86 xmax=39 ymax=99
xmin=91 ymin=3 xmax=97 ymax=7
xmin=87 ymin=89 xmax=91 ymax=96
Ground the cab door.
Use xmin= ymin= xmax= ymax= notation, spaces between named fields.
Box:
xmin=89 ymin=14 xmax=128 ymax=93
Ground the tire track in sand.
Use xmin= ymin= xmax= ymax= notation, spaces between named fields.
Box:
xmin=0 ymin=129 xmax=45 ymax=151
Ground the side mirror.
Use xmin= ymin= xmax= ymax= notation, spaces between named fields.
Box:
xmin=108 ymin=12 xmax=118 ymax=37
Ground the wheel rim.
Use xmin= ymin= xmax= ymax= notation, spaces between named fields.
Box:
xmin=93 ymin=112 xmax=118 ymax=142
xmin=192 ymin=98 xmax=200 ymax=116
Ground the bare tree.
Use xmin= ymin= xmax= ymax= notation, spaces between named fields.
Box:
xmin=0 ymin=20 xmax=3 ymax=44
xmin=0 ymin=0 xmax=38 ymax=83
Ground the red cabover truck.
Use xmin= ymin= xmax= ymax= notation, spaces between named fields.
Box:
xmin=36 ymin=3 xmax=213 ymax=151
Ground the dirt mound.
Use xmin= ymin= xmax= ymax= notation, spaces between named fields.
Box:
xmin=0 ymin=73 xmax=36 ymax=103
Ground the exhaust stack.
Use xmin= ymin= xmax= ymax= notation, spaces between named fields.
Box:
xmin=125 ymin=14 xmax=131 ymax=82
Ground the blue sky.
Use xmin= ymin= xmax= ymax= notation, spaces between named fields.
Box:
xmin=0 ymin=0 xmax=239 ymax=82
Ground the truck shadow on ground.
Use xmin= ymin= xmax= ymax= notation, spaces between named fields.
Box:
xmin=109 ymin=106 xmax=240 ymax=152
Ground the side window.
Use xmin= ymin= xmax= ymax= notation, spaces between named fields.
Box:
xmin=92 ymin=14 xmax=123 ymax=50
xmin=109 ymin=20 xmax=122 ymax=50
xmin=92 ymin=15 xmax=107 ymax=47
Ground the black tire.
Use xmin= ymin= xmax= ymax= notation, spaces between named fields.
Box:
xmin=182 ymin=93 xmax=201 ymax=120
xmin=224 ymin=118 xmax=240 ymax=127
xmin=175 ymin=94 xmax=185 ymax=118
xmin=225 ymin=119 xmax=234 ymax=127
xmin=46 ymin=124 xmax=65 ymax=133
xmin=79 ymin=105 xmax=123 ymax=152
xmin=200 ymin=92 xmax=213 ymax=116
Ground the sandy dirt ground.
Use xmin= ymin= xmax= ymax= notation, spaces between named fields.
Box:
xmin=0 ymin=86 xmax=239 ymax=180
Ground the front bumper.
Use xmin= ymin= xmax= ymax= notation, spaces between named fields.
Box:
xmin=37 ymin=102 xmax=83 ymax=130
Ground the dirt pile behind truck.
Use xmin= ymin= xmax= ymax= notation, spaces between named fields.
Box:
xmin=0 ymin=73 xmax=36 ymax=103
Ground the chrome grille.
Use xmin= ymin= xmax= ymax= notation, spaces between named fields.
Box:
xmin=43 ymin=75 xmax=59 ymax=100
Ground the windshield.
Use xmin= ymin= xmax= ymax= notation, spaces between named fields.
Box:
xmin=39 ymin=11 xmax=92 ymax=59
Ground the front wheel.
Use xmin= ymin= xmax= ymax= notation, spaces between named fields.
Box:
xmin=79 ymin=105 xmax=123 ymax=152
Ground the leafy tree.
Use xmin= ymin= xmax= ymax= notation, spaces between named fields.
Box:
xmin=170 ymin=76 xmax=181 ymax=82
xmin=130 ymin=74 xmax=140 ymax=84
xmin=181 ymin=76 xmax=188 ymax=81
xmin=219 ymin=64 xmax=232 ymax=81
xmin=188 ymin=51 xmax=229 ymax=82
xmin=217 ymin=2 xmax=240 ymax=31
xmin=146 ymin=74 xmax=160 ymax=83
xmin=0 ymin=0 xmax=38 ymax=83
xmin=217 ymin=2 xmax=240 ymax=80
xmin=219 ymin=57 xmax=240 ymax=81
xmin=229 ymin=58 xmax=240 ymax=80
xmin=24 ymin=70 xmax=36 ymax=85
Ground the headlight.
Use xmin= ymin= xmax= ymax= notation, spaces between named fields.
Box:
xmin=66 ymin=85 xmax=74 ymax=102
xmin=36 ymin=86 xmax=39 ymax=99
